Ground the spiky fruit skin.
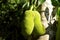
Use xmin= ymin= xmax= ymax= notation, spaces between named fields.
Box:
xmin=34 ymin=11 xmax=46 ymax=35
xmin=21 ymin=10 xmax=46 ymax=37
xmin=21 ymin=10 xmax=35 ymax=36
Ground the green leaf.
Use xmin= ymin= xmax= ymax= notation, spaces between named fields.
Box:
xmin=38 ymin=0 xmax=45 ymax=5
xmin=57 ymin=7 xmax=60 ymax=17
xmin=8 ymin=0 xmax=26 ymax=4
xmin=51 ymin=0 xmax=60 ymax=6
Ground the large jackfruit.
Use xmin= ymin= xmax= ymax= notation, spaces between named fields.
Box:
xmin=34 ymin=11 xmax=46 ymax=35
xmin=21 ymin=10 xmax=35 ymax=36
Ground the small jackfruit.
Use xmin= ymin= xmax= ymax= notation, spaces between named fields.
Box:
xmin=21 ymin=10 xmax=35 ymax=36
xmin=34 ymin=11 xmax=46 ymax=35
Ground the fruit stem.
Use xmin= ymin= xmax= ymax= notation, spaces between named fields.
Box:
xmin=30 ymin=5 xmax=34 ymax=10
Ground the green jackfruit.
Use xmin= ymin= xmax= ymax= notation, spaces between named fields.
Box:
xmin=34 ymin=11 xmax=46 ymax=35
xmin=21 ymin=10 xmax=35 ymax=36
